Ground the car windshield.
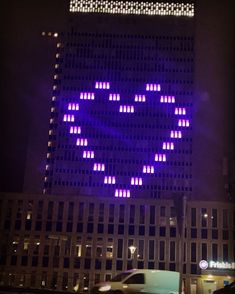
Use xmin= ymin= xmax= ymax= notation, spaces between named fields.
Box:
xmin=111 ymin=272 xmax=131 ymax=282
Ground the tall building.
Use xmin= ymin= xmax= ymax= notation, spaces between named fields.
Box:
xmin=43 ymin=0 xmax=194 ymax=201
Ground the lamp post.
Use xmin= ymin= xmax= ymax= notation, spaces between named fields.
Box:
xmin=128 ymin=246 xmax=136 ymax=269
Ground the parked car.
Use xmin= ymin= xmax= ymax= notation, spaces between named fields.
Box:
xmin=91 ymin=269 xmax=180 ymax=294
xmin=213 ymin=281 xmax=235 ymax=293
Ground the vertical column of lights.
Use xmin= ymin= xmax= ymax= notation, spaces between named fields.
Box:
xmin=43 ymin=32 xmax=60 ymax=194
xmin=69 ymin=1 xmax=194 ymax=17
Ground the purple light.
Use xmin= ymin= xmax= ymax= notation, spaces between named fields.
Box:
xmin=115 ymin=189 xmax=130 ymax=198
xmin=83 ymin=150 xmax=94 ymax=158
xmin=170 ymin=130 xmax=182 ymax=138
xmin=160 ymin=95 xmax=175 ymax=103
xmin=80 ymin=92 xmax=95 ymax=100
xmin=162 ymin=142 xmax=174 ymax=150
xmin=76 ymin=138 xmax=88 ymax=146
xmin=68 ymin=103 xmax=79 ymax=110
xmin=63 ymin=114 xmax=74 ymax=122
xmin=178 ymin=119 xmax=190 ymax=127
xmin=175 ymin=107 xmax=186 ymax=115
xmin=134 ymin=95 xmax=146 ymax=102
xmin=104 ymin=176 xmax=116 ymax=184
xmin=155 ymin=153 xmax=166 ymax=162
xmin=143 ymin=165 xmax=154 ymax=174
xmin=119 ymin=105 xmax=134 ymax=113
xmin=93 ymin=163 xmax=105 ymax=171
xmin=70 ymin=126 xmax=81 ymax=134
xmin=109 ymin=93 xmax=120 ymax=101
xmin=95 ymin=81 xmax=110 ymax=89
xmin=131 ymin=177 xmax=143 ymax=185
xmin=146 ymin=83 xmax=161 ymax=92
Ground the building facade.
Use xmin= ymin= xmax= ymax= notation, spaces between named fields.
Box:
xmin=0 ymin=193 xmax=234 ymax=293
xmin=43 ymin=0 xmax=194 ymax=201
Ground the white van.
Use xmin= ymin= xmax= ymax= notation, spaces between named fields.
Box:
xmin=91 ymin=269 xmax=180 ymax=294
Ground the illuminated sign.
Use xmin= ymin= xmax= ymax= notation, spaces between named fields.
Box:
xmin=199 ymin=260 xmax=235 ymax=270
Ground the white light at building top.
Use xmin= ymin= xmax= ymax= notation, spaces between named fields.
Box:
xmin=69 ymin=0 xmax=194 ymax=17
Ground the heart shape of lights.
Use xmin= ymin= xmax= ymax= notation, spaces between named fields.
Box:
xmin=63 ymin=81 xmax=189 ymax=198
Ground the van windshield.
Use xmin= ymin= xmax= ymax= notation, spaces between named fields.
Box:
xmin=111 ymin=272 xmax=131 ymax=282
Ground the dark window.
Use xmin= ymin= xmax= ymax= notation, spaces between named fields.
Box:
xmin=129 ymin=225 xmax=135 ymax=235
xmin=170 ymin=227 xmax=176 ymax=237
xmin=169 ymin=263 xmax=176 ymax=271
xmin=35 ymin=221 xmax=42 ymax=231
xmin=191 ymin=228 xmax=197 ymax=238
xmin=21 ymin=256 xmax=28 ymax=266
xmin=108 ymin=224 xmax=114 ymax=234
xmin=56 ymin=222 xmax=62 ymax=232
xmin=77 ymin=223 xmax=83 ymax=233
xmin=98 ymin=223 xmax=104 ymax=234
xmin=25 ymin=220 xmax=32 ymax=230
xmin=46 ymin=221 xmax=52 ymax=231
xmin=95 ymin=259 xmax=102 ymax=269
xmin=106 ymin=260 xmax=112 ymax=270
xmin=15 ymin=220 xmax=21 ymax=230
xmin=116 ymin=260 xmax=123 ymax=271
xmin=202 ymin=243 xmax=207 ymax=260
xmin=223 ymin=230 xmax=229 ymax=240
xmin=118 ymin=225 xmax=124 ymax=234
xmin=149 ymin=206 xmax=155 ymax=224
xmin=159 ymin=262 xmax=165 ymax=270
xmin=212 ymin=244 xmax=218 ymax=260
xmin=87 ymin=223 xmax=93 ymax=233
xmin=212 ymin=229 xmax=218 ymax=239
xmin=4 ymin=220 xmax=11 ymax=230
xmin=42 ymin=256 xmax=49 ymax=267
xmin=149 ymin=226 xmax=155 ymax=236
xmin=53 ymin=257 xmax=59 ymax=268
xmin=84 ymin=258 xmax=91 ymax=269
xmin=126 ymin=273 xmax=145 ymax=284
xmin=148 ymin=262 xmax=154 ymax=269
xmin=32 ymin=256 xmax=38 ymax=267
xmin=11 ymin=255 xmax=17 ymax=265
xmin=191 ymin=264 xmax=197 ymax=274
xmin=129 ymin=205 xmax=135 ymax=224
xmin=137 ymin=261 xmax=144 ymax=269
xmin=191 ymin=208 xmax=196 ymax=226
xmin=64 ymin=257 xmax=70 ymax=268
xmin=117 ymin=239 xmax=123 ymax=258
xmin=139 ymin=226 xmax=145 ymax=235
xmin=74 ymin=258 xmax=80 ymax=269
xmin=201 ymin=229 xmax=207 ymax=239
xmin=159 ymin=226 xmax=166 ymax=237
xmin=66 ymin=222 xmax=73 ymax=232
xmin=191 ymin=243 xmax=196 ymax=262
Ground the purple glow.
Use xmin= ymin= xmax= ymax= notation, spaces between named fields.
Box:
xmin=162 ymin=142 xmax=174 ymax=150
xmin=134 ymin=95 xmax=146 ymax=102
xmin=95 ymin=81 xmax=110 ymax=89
xmin=160 ymin=96 xmax=175 ymax=103
xmin=83 ymin=150 xmax=94 ymax=158
xmin=76 ymin=138 xmax=88 ymax=146
xmin=68 ymin=103 xmax=79 ymax=110
xmin=104 ymin=176 xmax=116 ymax=184
xmin=70 ymin=126 xmax=81 ymax=134
xmin=109 ymin=94 xmax=120 ymax=101
xmin=63 ymin=114 xmax=74 ymax=122
xmin=93 ymin=163 xmax=105 ymax=171
xmin=115 ymin=189 xmax=130 ymax=198
xmin=178 ymin=119 xmax=190 ymax=127
xmin=119 ymin=105 xmax=134 ymax=113
xmin=146 ymin=83 xmax=161 ymax=91
xmin=174 ymin=107 xmax=186 ymax=115
xmin=155 ymin=153 xmax=166 ymax=162
xmin=170 ymin=130 xmax=182 ymax=138
xmin=80 ymin=92 xmax=95 ymax=100
xmin=131 ymin=177 xmax=143 ymax=185
xmin=143 ymin=165 xmax=154 ymax=174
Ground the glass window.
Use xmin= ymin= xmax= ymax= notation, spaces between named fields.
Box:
xmin=170 ymin=241 xmax=175 ymax=261
xmin=68 ymin=202 xmax=74 ymax=221
xmin=223 ymin=209 xmax=228 ymax=228
xmin=78 ymin=202 xmax=84 ymax=221
xmin=212 ymin=243 xmax=218 ymax=260
xmin=191 ymin=243 xmax=196 ymax=262
xmin=149 ymin=205 xmax=155 ymax=224
xmin=191 ymin=208 xmax=196 ymax=226
xmin=139 ymin=205 xmax=145 ymax=224
xmin=125 ymin=274 xmax=145 ymax=284
xmin=159 ymin=241 xmax=165 ymax=260
xmin=57 ymin=202 xmax=64 ymax=220
xmin=88 ymin=203 xmax=94 ymax=221
xmin=117 ymin=239 xmax=123 ymax=258
xmin=201 ymin=208 xmax=208 ymax=227
xmin=98 ymin=203 xmax=104 ymax=222
xmin=109 ymin=204 xmax=114 ymax=222
xmin=160 ymin=206 xmax=166 ymax=217
xmin=148 ymin=240 xmax=154 ymax=260
xmin=47 ymin=201 xmax=53 ymax=220
xmin=223 ymin=244 xmax=228 ymax=261
xmin=119 ymin=205 xmax=125 ymax=223
xmin=129 ymin=205 xmax=135 ymax=224
xmin=201 ymin=243 xmax=207 ymax=260
xmin=138 ymin=240 xmax=144 ymax=260
xmin=211 ymin=209 xmax=217 ymax=228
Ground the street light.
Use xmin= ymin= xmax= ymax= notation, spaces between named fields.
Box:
xmin=128 ymin=246 xmax=136 ymax=269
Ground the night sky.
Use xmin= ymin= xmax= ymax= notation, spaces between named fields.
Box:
xmin=1 ymin=0 xmax=235 ymax=199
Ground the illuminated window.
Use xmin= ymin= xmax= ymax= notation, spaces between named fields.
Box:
xmin=109 ymin=93 xmax=120 ymax=101
xmin=143 ymin=165 xmax=154 ymax=174
xmin=175 ymin=107 xmax=186 ymax=115
xmin=162 ymin=142 xmax=174 ymax=150
xmin=95 ymin=81 xmax=110 ymax=89
xmin=131 ymin=177 xmax=143 ymax=185
xmin=178 ymin=119 xmax=190 ymax=127
xmin=115 ymin=189 xmax=130 ymax=198
xmin=160 ymin=95 xmax=175 ymax=103
xmin=134 ymin=95 xmax=146 ymax=102
xmin=170 ymin=131 xmax=182 ymax=139
xmin=146 ymin=83 xmax=161 ymax=91
xmin=155 ymin=154 xmax=166 ymax=162
xmin=80 ymin=92 xmax=95 ymax=100
xmin=119 ymin=105 xmax=134 ymax=113
xmin=70 ymin=126 xmax=81 ymax=134
xmin=93 ymin=163 xmax=105 ymax=171
xmin=63 ymin=114 xmax=75 ymax=122
xmin=83 ymin=151 xmax=94 ymax=158
xmin=68 ymin=103 xmax=79 ymax=110
xmin=76 ymin=138 xmax=88 ymax=146
xmin=104 ymin=176 xmax=116 ymax=184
